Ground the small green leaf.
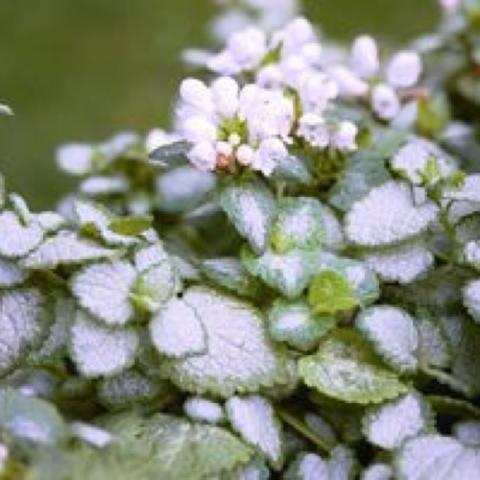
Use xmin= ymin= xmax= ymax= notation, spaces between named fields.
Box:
xmin=149 ymin=140 xmax=191 ymax=167
xmin=109 ymin=216 xmax=152 ymax=236
xmin=219 ymin=179 xmax=277 ymax=254
xmin=308 ymin=271 xmax=358 ymax=314
xmin=299 ymin=330 xmax=408 ymax=404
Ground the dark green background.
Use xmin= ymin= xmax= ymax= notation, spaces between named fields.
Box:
xmin=0 ymin=0 xmax=438 ymax=208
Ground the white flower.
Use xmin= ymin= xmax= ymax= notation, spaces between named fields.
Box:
xmin=210 ymin=76 xmax=240 ymax=118
xmin=350 ymin=35 xmax=379 ymax=79
xmin=251 ymin=137 xmax=288 ymax=176
xmin=273 ymin=17 xmax=317 ymax=57
xmin=188 ymin=142 xmax=217 ymax=171
xmin=236 ymin=144 xmax=255 ymax=166
xmin=328 ymin=65 xmax=369 ymax=97
xmin=179 ymin=78 xmax=214 ymax=117
xmin=331 ymin=121 xmax=358 ymax=152
xmin=297 ymin=71 xmax=338 ymax=114
xmin=386 ymin=51 xmax=423 ymax=88
xmin=256 ymin=64 xmax=284 ymax=88
xmin=181 ymin=115 xmax=217 ymax=144
xmin=239 ymin=85 xmax=294 ymax=142
xmin=297 ymin=113 xmax=330 ymax=148
xmin=371 ymin=83 xmax=401 ymax=120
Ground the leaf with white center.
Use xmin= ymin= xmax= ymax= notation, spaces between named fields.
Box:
xmin=345 ymin=181 xmax=438 ymax=247
xmin=184 ymin=397 xmax=225 ymax=424
xmin=362 ymin=240 xmax=434 ymax=285
xmin=0 ymin=387 xmax=67 ymax=445
xmin=150 ymin=297 xmax=207 ymax=359
xmin=103 ymin=412 xmax=254 ymax=480
xmin=230 ymin=456 xmax=270 ymax=480
xmin=70 ymin=311 xmax=139 ymax=378
xmin=463 ymin=279 xmax=480 ymax=324
xmin=299 ymin=330 xmax=407 ymax=404
xmin=0 ymin=211 xmax=44 ymax=258
xmin=271 ymin=154 xmax=314 ymax=186
xmin=268 ymin=299 xmax=336 ymax=352
xmin=453 ymin=421 xmax=480 ymax=448
xmin=23 ymin=232 xmax=117 ymax=270
xmin=80 ymin=175 xmax=129 ymax=196
xmin=443 ymin=174 xmax=480 ymax=203
xmin=35 ymin=211 xmax=66 ymax=233
xmin=161 ymin=287 xmax=282 ymax=397
xmin=396 ymin=434 xmax=480 ymax=480
xmin=156 ymin=166 xmax=216 ymax=213
xmin=362 ymin=463 xmax=394 ymax=480
xmin=314 ymin=254 xmax=380 ymax=309
xmin=320 ymin=205 xmax=346 ymax=251
xmin=270 ymin=197 xmax=326 ymax=254
xmin=201 ymin=258 xmax=261 ymax=299
xmin=72 ymin=261 xmax=137 ymax=326
xmin=98 ymin=370 xmax=164 ymax=409
xmin=131 ymin=260 xmax=179 ymax=313
xmin=0 ymin=288 xmax=46 ymax=375
xmin=356 ymin=306 xmax=419 ymax=374
xmin=0 ymin=257 xmax=27 ymax=287
xmin=74 ymin=200 xmax=139 ymax=247
xmin=416 ymin=314 xmax=451 ymax=369
xmin=464 ymin=241 xmax=480 ymax=271
xmin=70 ymin=422 xmax=112 ymax=448
xmin=226 ymin=395 xmax=283 ymax=468
xmin=362 ymin=392 xmax=433 ymax=450
xmin=242 ymin=246 xmax=317 ymax=299
xmin=284 ymin=446 xmax=356 ymax=480
xmin=134 ymin=243 xmax=169 ymax=272
xmin=219 ymin=180 xmax=277 ymax=254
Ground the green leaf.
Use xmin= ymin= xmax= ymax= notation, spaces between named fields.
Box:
xmin=268 ymin=299 xmax=336 ymax=352
xmin=270 ymin=198 xmax=326 ymax=253
xmin=416 ymin=93 xmax=450 ymax=138
xmin=308 ymin=270 xmax=358 ymax=314
xmin=109 ymin=216 xmax=153 ymax=236
xmin=149 ymin=140 xmax=191 ymax=167
xmin=160 ymin=287 xmax=283 ymax=398
xmin=226 ymin=395 xmax=284 ymax=468
xmin=219 ymin=180 xmax=277 ymax=254
xmin=362 ymin=392 xmax=433 ymax=450
xmin=271 ymin=154 xmax=314 ymax=186
xmin=242 ymin=246 xmax=317 ymax=299
xmin=201 ymin=258 xmax=261 ymax=299
xmin=0 ymin=387 xmax=67 ymax=445
xmin=70 ymin=311 xmax=139 ymax=378
xmin=299 ymin=330 xmax=408 ymax=404
xmin=356 ymin=306 xmax=419 ymax=374
xmin=71 ymin=261 xmax=137 ymax=326
xmin=396 ymin=434 xmax=480 ymax=480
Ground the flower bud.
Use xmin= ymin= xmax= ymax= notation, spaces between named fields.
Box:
xmin=386 ymin=51 xmax=423 ymax=88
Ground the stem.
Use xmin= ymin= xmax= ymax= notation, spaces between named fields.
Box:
xmin=277 ymin=407 xmax=332 ymax=454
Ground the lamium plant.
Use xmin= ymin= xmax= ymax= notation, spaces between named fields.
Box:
xmin=1 ymin=0 xmax=480 ymax=479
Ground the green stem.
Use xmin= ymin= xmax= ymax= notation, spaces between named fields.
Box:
xmin=277 ymin=407 xmax=332 ymax=454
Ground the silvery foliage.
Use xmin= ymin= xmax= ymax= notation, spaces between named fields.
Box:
xmin=2 ymin=0 xmax=480 ymax=478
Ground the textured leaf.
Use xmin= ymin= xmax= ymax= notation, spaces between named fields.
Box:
xmin=268 ymin=299 xmax=336 ymax=352
xmin=362 ymin=240 xmax=434 ymax=285
xmin=443 ymin=174 xmax=480 ymax=203
xmin=463 ymin=279 xmax=480 ymax=324
xmin=0 ymin=211 xmax=44 ymax=258
xmin=156 ymin=166 xmax=216 ymax=213
xmin=109 ymin=216 xmax=152 ymax=236
xmin=362 ymin=392 xmax=433 ymax=450
xmin=284 ymin=446 xmax=356 ymax=480
xmin=150 ymin=297 xmax=207 ymax=359
xmin=23 ymin=232 xmax=117 ymax=270
xmin=226 ymin=395 xmax=283 ymax=468
xmin=362 ymin=464 xmax=393 ymax=480
xmin=0 ymin=257 xmax=27 ymax=288
xmin=70 ymin=422 xmax=112 ymax=448
xmin=271 ymin=154 xmax=314 ymax=186
xmin=271 ymin=198 xmax=326 ymax=253
xmin=242 ymin=246 xmax=317 ymax=299
xmin=201 ymin=258 xmax=261 ymax=298
xmin=72 ymin=261 xmax=137 ymax=326
xmin=149 ymin=140 xmax=190 ymax=166
xmin=0 ymin=288 xmax=46 ymax=375
xmin=416 ymin=314 xmax=451 ymax=369
xmin=397 ymin=434 xmax=480 ymax=480
xmin=356 ymin=306 xmax=419 ymax=374
xmin=453 ymin=421 xmax=480 ymax=448
xmin=299 ymin=330 xmax=407 ymax=404
xmin=161 ymin=287 xmax=282 ymax=397
xmin=184 ymin=397 xmax=225 ymax=424
xmin=219 ymin=180 xmax=277 ymax=254
xmin=308 ymin=270 xmax=358 ymax=314
xmin=0 ymin=387 xmax=67 ymax=445
xmin=345 ymin=181 xmax=438 ymax=247
xmin=70 ymin=311 xmax=139 ymax=378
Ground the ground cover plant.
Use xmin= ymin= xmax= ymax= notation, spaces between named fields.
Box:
xmin=1 ymin=0 xmax=480 ymax=478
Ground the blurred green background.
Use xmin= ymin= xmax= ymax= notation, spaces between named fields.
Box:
xmin=0 ymin=0 xmax=438 ymax=209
